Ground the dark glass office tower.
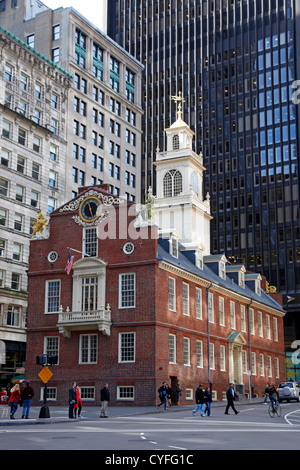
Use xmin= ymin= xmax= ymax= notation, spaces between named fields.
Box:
xmin=108 ymin=0 xmax=300 ymax=349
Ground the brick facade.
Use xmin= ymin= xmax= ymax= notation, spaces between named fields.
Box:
xmin=25 ymin=185 xmax=286 ymax=407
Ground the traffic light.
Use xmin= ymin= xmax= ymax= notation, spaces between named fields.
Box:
xmin=36 ymin=355 xmax=47 ymax=365
xmin=47 ymin=355 xmax=58 ymax=365
xmin=36 ymin=355 xmax=58 ymax=365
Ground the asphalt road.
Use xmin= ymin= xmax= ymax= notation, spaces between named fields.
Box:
xmin=1 ymin=401 xmax=300 ymax=453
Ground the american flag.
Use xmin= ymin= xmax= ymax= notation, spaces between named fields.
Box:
xmin=65 ymin=250 xmax=75 ymax=275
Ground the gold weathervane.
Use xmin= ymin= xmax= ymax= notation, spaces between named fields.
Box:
xmin=171 ymin=91 xmax=185 ymax=119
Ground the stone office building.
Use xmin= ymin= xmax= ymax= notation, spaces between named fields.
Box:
xmin=0 ymin=24 xmax=71 ymax=385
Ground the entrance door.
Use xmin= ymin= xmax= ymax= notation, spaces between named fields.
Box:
xmin=170 ymin=376 xmax=178 ymax=404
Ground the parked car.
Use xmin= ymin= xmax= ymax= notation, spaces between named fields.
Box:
xmin=277 ymin=381 xmax=300 ymax=403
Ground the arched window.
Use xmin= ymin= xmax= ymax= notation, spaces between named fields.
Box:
xmin=163 ymin=170 xmax=182 ymax=197
xmin=172 ymin=134 xmax=179 ymax=150
xmin=190 ymin=171 xmax=199 ymax=195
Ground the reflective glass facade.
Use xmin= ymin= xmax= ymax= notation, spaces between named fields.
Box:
xmin=108 ymin=0 xmax=300 ymax=347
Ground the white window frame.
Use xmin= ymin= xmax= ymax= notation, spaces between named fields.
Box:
xmin=196 ymin=340 xmax=203 ymax=368
xmin=210 ymin=342 xmax=215 ymax=370
xmin=241 ymin=305 xmax=246 ymax=332
xmin=230 ymin=301 xmax=236 ymax=329
xmin=195 ymin=287 xmax=202 ymax=319
xmin=183 ymin=337 xmax=191 ymax=366
xmin=266 ymin=315 xmax=271 ymax=339
xmin=258 ymin=311 xmax=263 ymax=337
xmin=219 ymin=296 xmax=225 ymax=326
xmin=118 ymin=273 xmax=136 ymax=308
xmin=45 ymin=279 xmax=61 ymax=314
xmin=118 ymin=332 xmax=136 ymax=363
xmin=117 ymin=386 xmax=135 ymax=401
xmin=182 ymin=282 xmax=190 ymax=316
xmin=168 ymin=277 xmax=176 ymax=311
xmin=273 ymin=317 xmax=278 ymax=342
xmin=260 ymin=354 xmax=265 ymax=376
xmin=208 ymin=292 xmax=214 ymax=323
xmin=220 ymin=345 xmax=226 ymax=371
xmin=79 ymin=334 xmax=98 ymax=364
xmin=169 ymin=333 xmax=177 ymax=364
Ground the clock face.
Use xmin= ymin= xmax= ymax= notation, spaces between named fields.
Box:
xmin=79 ymin=197 xmax=102 ymax=223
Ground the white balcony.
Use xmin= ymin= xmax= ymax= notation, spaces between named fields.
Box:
xmin=57 ymin=304 xmax=112 ymax=339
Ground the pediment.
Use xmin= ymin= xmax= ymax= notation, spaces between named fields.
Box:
xmin=73 ymin=257 xmax=107 ymax=273
xmin=227 ymin=331 xmax=247 ymax=345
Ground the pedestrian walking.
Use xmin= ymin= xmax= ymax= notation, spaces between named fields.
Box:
xmin=157 ymin=382 xmax=168 ymax=410
xmin=74 ymin=384 xmax=82 ymax=418
xmin=225 ymin=383 xmax=239 ymax=415
xmin=176 ymin=381 xmax=182 ymax=405
xmin=69 ymin=381 xmax=77 ymax=419
xmin=21 ymin=380 xmax=34 ymax=419
xmin=192 ymin=384 xmax=205 ymax=417
xmin=100 ymin=383 xmax=110 ymax=418
xmin=166 ymin=384 xmax=173 ymax=407
xmin=8 ymin=384 xmax=20 ymax=419
xmin=204 ymin=386 xmax=212 ymax=416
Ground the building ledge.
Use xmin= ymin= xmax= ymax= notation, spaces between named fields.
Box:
xmin=56 ymin=305 xmax=112 ymax=338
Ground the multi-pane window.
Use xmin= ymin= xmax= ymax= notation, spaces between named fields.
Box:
xmin=117 ymin=386 xmax=135 ymax=400
xmin=84 ymin=227 xmax=97 ymax=257
xmin=250 ymin=308 xmax=255 ymax=335
xmin=110 ymin=57 xmax=120 ymax=91
xmin=241 ymin=305 xmax=246 ymax=332
xmin=119 ymin=332 xmax=135 ymax=362
xmin=81 ymin=277 xmax=98 ymax=311
xmin=119 ymin=273 xmax=135 ymax=308
xmin=230 ymin=301 xmax=236 ymax=329
xmin=210 ymin=342 xmax=215 ymax=370
xmin=52 ymin=24 xmax=60 ymax=41
xmin=1 ymin=148 xmax=10 ymax=167
xmin=14 ymin=214 xmax=23 ymax=231
xmin=273 ymin=318 xmax=278 ymax=342
xmin=183 ymin=337 xmax=190 ymax=366
xmin=0 ymin=178 xmax=8 ymax=196
xmin=208 ymin=292 xmax=214 ymax=323
xmin=168 ymin=277 xmax=176 ymax=311
xmin=267 ymin=356 xmax=272 ymax=378
xmin=45 ymin=280 xmax=60 ymax=313
xmin=7 ymin=306 xmax=20 ymax=327
xmin=45 ymin=336 xmax=59 ymax=358
xmin=220 ymin=345 xmax=226 ymax=371
xmin=5 ymin=64 xmax=13 ymax=82
xmin=163 ymin=170 xmax=182 ymax=197
xmin=48 ymin=197 xmax=56 ymax=213
xmin=251 ymin=352 xmax=256 ymax=375
xmin=126 ymin=68 xmax=135 ymax=102
xmin=182 ymin=282 xmax=190 ymax=316
xmin=15 ymin=185 xmax=25 ymax=202
xmin=0 ymin=239 xmax=6 ymax=257
xmin=80 ymin=334 xmax=97 ymax=364
xmin=169 ymin=334 xmax=176 ymax=364
xmin=196 ymin=287 xmax=202 ymax=319
xmin=18 ymin=128 xmax=26 ymax=146
xmin=11 ymin=273 xmax=20 ymax=291
xmin=266 ymin=315 xmax=271 ymax=339
xmin=2 ymin=120 xmax=12 ymax=139
xmin=75 ymin=29 xmax=86 ymax=68
xmin=196 ymin=340 xmax=203 ymax=368
xmin=13 ymin=243 xmax=22 ymax=261
xmin=219 ymin=297 xmax=225 ymax=326
xmin=0 ymin=209 xmax=7 ymax=227
xmin=93 ymin=43 xmax=103 ymax=80
xmin=258 ymin=311 xmax=263 ymax=337
xmin=260 ymin=354 xmax=265 ymax=376
xmin=17 ymin=156 xmax=25 ymax=174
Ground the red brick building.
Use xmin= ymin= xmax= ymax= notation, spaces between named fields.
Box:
xmin=26 ymin=110 xmax=286 ymax=407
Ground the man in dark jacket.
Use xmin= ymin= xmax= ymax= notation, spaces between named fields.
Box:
xmin=157 ymin=382 xmax=168 ymax=410
xmin=100 ymin=383 xmax=110 ymax=418
xmin=192 ymin=384 xmax=205 ymax=417
xmin=225 ymin=383 xmax=239 ymax=415
xmin=21 ymin=381 xmax=34 ymax=419
xmin=68 ymin=381 xmax=77 ymax=419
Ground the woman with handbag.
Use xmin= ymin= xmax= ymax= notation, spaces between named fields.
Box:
xmin=8 ymin=384 xmax=20 ymax=419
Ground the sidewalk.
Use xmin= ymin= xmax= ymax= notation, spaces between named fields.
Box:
xmin=0 ymin=397 xmax=264 ymax=426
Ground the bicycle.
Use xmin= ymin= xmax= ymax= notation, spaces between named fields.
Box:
xmin=268 ymin=401 xmax=281 ymax=418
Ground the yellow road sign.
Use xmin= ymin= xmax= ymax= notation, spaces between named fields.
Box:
xmin=38 ymin=366 xmax=53 ymax=384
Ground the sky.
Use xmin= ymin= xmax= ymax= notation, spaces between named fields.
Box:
xmin=44 ymin=0 xmax=106 ymax=30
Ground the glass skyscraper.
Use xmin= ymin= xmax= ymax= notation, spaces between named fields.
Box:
xmin=107 ymin=0 xmax=300 ymax=349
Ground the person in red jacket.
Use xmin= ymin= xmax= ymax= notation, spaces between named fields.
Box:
xmin=74 ymin=385 xmax=82 ymax=418
xmin=8 ymin=384 xmax=20 ymax=419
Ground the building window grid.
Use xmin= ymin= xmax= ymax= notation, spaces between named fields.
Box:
xmin=46 ymin=280 xmax=60 ymax=313
xmin=80 ymin=334 xmax=97 ymax=364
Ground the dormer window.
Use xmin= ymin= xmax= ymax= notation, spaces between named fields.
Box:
xmin=170 ymin=236 xmax=178 ymax=258
xmin=239 ymin=271 xmax=245 ymax=288
xmin=219 ymin=261 xmax=226 ymax=280
xmin=173 ymin=134 xmax=179 ymax=150
xmin=163 ymin=170 xmax=183 ymax=198
xmin=255 ymin=279 xmax=261 ymax=295
xmin=195 ymin=249 xmax=203 ymax=270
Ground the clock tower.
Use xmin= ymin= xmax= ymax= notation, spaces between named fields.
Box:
xmin=154 ymin=95 xmax=212 ymax=256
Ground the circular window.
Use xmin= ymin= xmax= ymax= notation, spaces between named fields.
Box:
xmin=123 ymin=242 xmax=134 ymax=255
xmin=48 ymin=251 xmax=58 ymax=263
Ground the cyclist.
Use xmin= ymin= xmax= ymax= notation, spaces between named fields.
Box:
xmin=266 ymin=384 xmax=278 ymax=411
